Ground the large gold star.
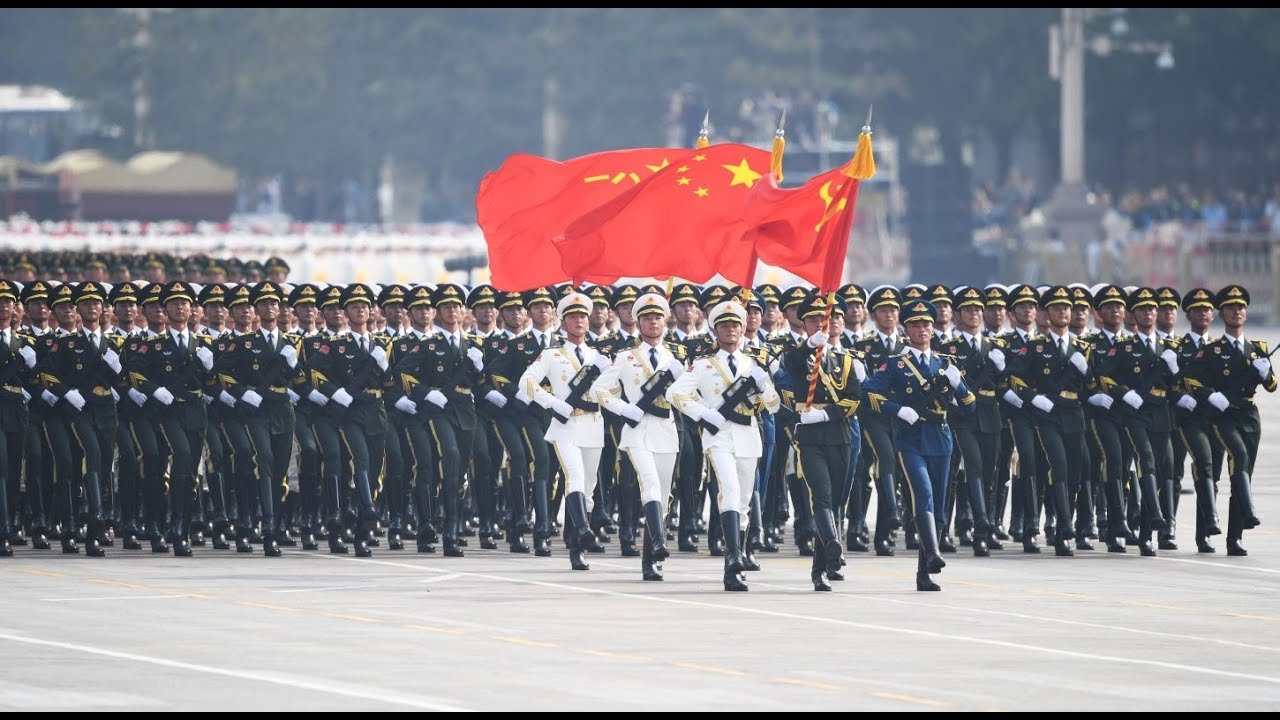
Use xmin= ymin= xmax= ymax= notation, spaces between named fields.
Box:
xmin=723 ymin=159 xmax=763 ymax=188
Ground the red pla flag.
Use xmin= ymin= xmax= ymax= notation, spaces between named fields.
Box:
xmin=554 ymin=143 xmax=771 ymax=286
xmin=744 ymin=133 xmax=875 ymax=291
xmin=476 ymin=148 xmax=695 ymax=291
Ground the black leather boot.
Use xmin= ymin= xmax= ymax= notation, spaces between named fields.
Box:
xmin=533 ymin=479 xmax=552 ymax=557
xmin=566 ymin=510 xmax=589 ymax=571
xmin=811 ymin=547 xmax=832 ymax=591
xmin=915 ymin=511 xmax=946 ymax=574
xmin=643 ymin=501 xmax=670 ymax=562
xmin=641 ymin=526 xmax=663 ymax=581
xmin=1230 ymin=472 xmax=1260 ymax=529
xmin=721 ymin=511 xmax=747 ymax=591
xmin=1139 ymin=474 xmax=1168 ymax=532
xmin=1196 ymin=474 xmax=1221 ymax=536
xmin=915 ymin=545 xmax=941 ymax=591
xmin=814 ymin=508 xmax=844 ymax=575
xmin=740 ymin=528 xmax=761 ymax=571
xmin=0 ymin=481 xmax=12 ymax=557
xmin=567 ymin=491 xmax=602 ymax=554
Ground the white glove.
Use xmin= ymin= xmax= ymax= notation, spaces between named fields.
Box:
xmin=942 ymin=363 xmax=962 ymax=388
xmin=196 ymin=345 xmax=214 ymax=371
xmin=279 ymin=344 xmax=297 ymax=369
xmin=800 ymin=408 xmax=827 ymax=424
xmin=103 ymin=348 xmax=122 ymax=374
xmin=1208 ymin=391 xmax=1229 ymax=412
xmin=426 ymin=389 xmax=448 ymax=408
xmin=1122 ymin=389 xmax=1143 ymax=410
xmin=394 ymin=396 xmax=418 ymax=415
xmin=485 ymin=390 xmax=508 ymax=408
xmin=987 ymin=347 xmax=1005 ymax=371
xmin=549 ymin=397 xmax=573 ymax=419
xmin=1088 ymin=393 xmax=1114 ymax=410
xmin=1177 ymin=395 xmax=1197 ymax=411
xmin=110 ymin=388 xmax=120 ymax=402
xmin=308 ymin=389 xmax=329 ymax=406
xmin=370 ymin=345 xmax=389 ymax=371
xmin=1002 ymin=389 xmax=1023 ymax=409
xmin=853 ymin=358 xmax=867 ymax=382
xmin=41 ymin=389 xmax=58 ymax=407
xmin=1031 ymin=394 xmax=1054 ymax=413
xmin=896 ymin=406 xmax=920 ymax=425
xmin=1070 ymin=352 xmax=1089 ymax=374
xmin=665 ymin=358 xmax=684 ymax=378
xmin=21 ymin=388 xmax=31 ymax=403
xmin=152 ymin=386 xmax=175 ymax=406
xmin=64 ymin=388 xmax=86 ymax=411
xmin=701 ymin=407 xmax=726 ymax=430
xmin=591 ymin=353 xmax=610 ymax=372
xmin=331 ymin=388 xmax=354 ymax=407
xmin=806 ymin=331 xmax=828 ymax=349
xmin=286 ymin=388 xmax=300 ymax=405
xmin=1253 ymin=357 xmax=1271 ymax=379
xmin=218 ymin=390 xmax=237 ymax=407
xmin=516 ymin=390 xmax=532 ymax=405
xmin=241 ymin=389 xmax=263 ymax=408
xmin=749 ymin=365 xmax=769 ymax=388
xmin=619 ymin=403 xmax=644 ymax=423
xmin=18 ymin=345 xmax=36 ymax=368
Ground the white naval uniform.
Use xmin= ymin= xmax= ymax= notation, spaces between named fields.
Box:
xmin=518 ymin=340 xmax=605 ymax=504
xmin=666 ymin=347 xmax=781 ymax=520
xmin=592 ymin=341 xmax=680 ymax=506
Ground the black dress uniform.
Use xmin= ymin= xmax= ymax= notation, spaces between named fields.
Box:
xmin=16 ymin=280 xmax=55 ymax=550
xmin=782 ymin=295 xmax=864 ymax=590
xmin=286 ymin=282 xmax=324 ymax=550
xmin=1107 ymin=287 xmax=1179 ymax=556
xmin=1170 ymin=288 xmax=1225 ymax=552
xmin=375 ymin=283 xmax=412 ymax=550
xmin=1008 ymin=286 xmax=1094 ymax=556
xmin=463 ymin=283 xmax=501 ymax=549
xmin=126 ymin=281 xmax=211 ymax=556
xmin=36 ymin=281 xmax=122 ymax=557
xmin=307 ymin=283 xmax=388 ymax=557
xmin=999 ymin=284 xmax=1043 ymax=552
xmin=1189 ymin=285 xmax=1273 ymax=556
xmin=851 ymin=286 xmax=907 ymax=556
xmin=0 ymin=278 xmax=35 ymax=556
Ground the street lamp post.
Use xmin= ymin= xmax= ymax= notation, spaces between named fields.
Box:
xmin=1045 ymin=8 xmax=1174 ymax=284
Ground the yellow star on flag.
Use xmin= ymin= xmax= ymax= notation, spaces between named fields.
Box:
xmin=723 ymin=158 xmax=763 ymax=188
xmin=694 ymin=187 xmax=709 ymax=197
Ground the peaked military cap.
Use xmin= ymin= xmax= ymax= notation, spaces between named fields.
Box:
xmin=612 ymin=284 xmax=640 ymax=308
xmin=342 ymin=283 xmax=374 ymax=307
xmin=781 ymin=285 xmax=812 ymax=311
xmin=799 ymin=293 xmax=832 ymax=320
xmin=982 ymin=284 xmax=1008 ymax=307
xmin=162 ymin=281 xmax=196 ymax=305
xmin=1069 ymin=284 xmax=1093 ymax=307
xmin=901 ymin=284 xmax=928 ymax=303
xmin=867 ymin=285 xmax=902 ymax=311
xmin=583 ymin=284 xmax=612 ymax=307
xmin=524 ymin=286 xmax=556 ymax=307
xmin=199 ymin=282 xmax=229 ymax=306
xmin=265 ymin=256 xmax=291 ymax=275
xmin=1216 ymin=284 xmax=1250 ymax=308
xmin=1091 ymin=284 xmax=1126 ymax=310
xmin=431 ymin=283 xmax=465 ymax=307
xmin=699 ymin=284 xmax=729 ymax=311
xmin=902 ymin=299 xmax=938 ymax=325
xmin=466 ymin=284 xmax=498 ymax=308
xmin=378 ymin=283 xmax=410 ymax=307
xmin=495 ymin=289 xmax=524 ymax=310
xmin=20 ymin=279 xmax=51 ymax=304
xmin=73 ymin=281 xmax=108 ymax=304
xmin=927 ymin=283 xmax=953 ymax=306
xmin=250 ymin=281 xmax=283 ymax=305
xmin=838 ymin=283 xmax=867 ymax=306
xmin=557 ymin=291 xmax=592 ymax=317
xmin=1155 ymin=286 xmax=1181 ymax=308
xmin=634 ymin=292 xmax=669 ymax=318
xmin=226 ymin=283 xmax=254 ymax=307
xmin=670 ymin=282 xmax=700 ymax=305
xmin=0 ymin=279 xmax=20 ymax=303
xmin=953 ymin=285 xmax=985 ymax=309
xmin=1126 ymin=286 xmax=1159 ymax=311
xmin=708 ymin=300 xmax=747 ymax=327
xmin=50 ymin=282 xmax=76 ymax=307
xmin=638 ymin=283 xmax=667 ymax=298
xmin=754 ymin=283 xmax=782 ymax=306
xmin=1040 ymin=285 xmax=1073 ymax=308
xmin=319 ymin=284 xmax=344 ymax=308
xmin=1180 ymin=287 xmax=1215 ymax=312
xmin=288 ymin=283 xmax=320 ymax=306
xmin=1007 ymin=283 xmax=1040 ymax=307
xmin=406 ymin=285 xmax=434 ymax=310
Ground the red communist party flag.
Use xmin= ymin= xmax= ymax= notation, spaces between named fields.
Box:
xmin=476 ymin=148 xmax=694 ymax=291
xmin=553 ymin=143 xmax=771 ymax=287
xmin=744 ymin=131 xmax=875 ymax=291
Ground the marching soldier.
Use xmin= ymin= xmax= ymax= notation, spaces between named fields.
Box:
xmin=668 ymin=300 xmax=780 ymax=591
xmin=593 ymin=283 xmax=642 ymax=556
xmin=1191 ymin=285 xmax=1273 ymax=556
xmin=939 ymin=286 xmax=1006 ymax=556
xmin=286 ymin=282 xmax=324 ymax=550
xmin=385 ymin=285 xmax=439 ymax=552
xmin=0 ymin=279 xmax=37 ymax=556
xmin=1083 ymin=284 xmax=1136 ymax=552
xmin=667 ymin=282 xmax=714 ymax=552
xmin=863 ymin=299 xmax=975 ymax=591
xmin=1172 ymin=288 xmax=1225 ymax=553
xmin=464 ymin=283 xmax=501 ymax=549
xmin=852 ymin=285 xmax=906 ymax=556
xmin=1000 ymin=283 xmax=1044 ymax=552
xmin=592 ymin=291 xmax=686 ymax=580
xmin=781 ymin=294 xmax=863 ymax=590
xmin=376 ymin=283 xmax=412 ymax=550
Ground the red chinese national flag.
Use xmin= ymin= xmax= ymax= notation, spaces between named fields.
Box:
xmin=554 ymin=143 xmax=771 ymax=286
xmin=475 ymin=148 xmax=692 ymax=291
xmin=745 ymin=132 xmax=875 ymax=291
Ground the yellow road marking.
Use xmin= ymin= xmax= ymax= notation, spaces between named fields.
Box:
xmin=1120 ymin=600 xmax=1192 ymax=612
xmin=1028 ymin=589 xmax=1095 ymax=599
xmin=19 ymin=569 xmax=67 ymax=578
xmin=403 ymin=624 xmax=466 ymax=635
xmin=491 ymin=636 xmax=558 ymax=648
xmin=1225 ymin=613 xmax=1280 ymax=622
xmin=581 ymin=649 xmax=651 ymax=661
xmin=181 ymin=592 xmax=218 ymax=600
xmin=319 ymin=612 xmax=379 ymax=623
xmin=90 ymin=579 xmax=147 ymax=589
xmin=771 ymin=677 xmax=840 ymax=690
xmin=948 ymin=580 xmax=999 ymax=589
xmin=873 ymin=691 xmax=949 ymax=706
xmin=672 ymin=662 xmax=747 ymax=676
xmin=235 ymin=601 xmax=296 ymax=612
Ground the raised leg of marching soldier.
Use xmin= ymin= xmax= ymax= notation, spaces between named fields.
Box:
xmin=796 ymin=436 xmax=852 ymax=591
xmin=471 ymin=424 xmax=498 ymax=550
xmin=940 ymin=461 xmax=961 ymax=553
xmin=706 ymin=471 xmax=724 ymax=556
xmin=1214 ymin=419 xmax=1262 ymax=556
xmin=675 ymin=417 xmax=700 ymax=552
xmin=398 ymin=419 xmax=435 ymax=553
xmin=1123 ymin=426 xmax=1170 ymax=556
xmin=625 ymin=448 xmax=674 ymax=580
xmin=0 ymin=425 xmax=21 ymax=556
xmin=337 ymin=420 xmax=384 ymax=558
xmin=1007 ymin=419 xmax=1041 ymax=552
xmin=19 ymin=418 xmax=51 ymax=549
xmin=381 ymin=411 xmax=406 ymax=551
xmin=293 ymin=413 xmax=322 ymax=550
xmin=489 ymin=416 xmax=530 ymax=552
xmin=862 ymin=419 xmax=900 ymax=556
xmin=1072 ymin=438 xmax=1096 ymax=548
xmin=1090 ymin=417 xmax=1129 ymax=552
xmin=952 ymin=426 xmax=994 ymax=556
xmin=202 ymin=423 xmax=232 ymax=549
xmin=615 ymin=446 xmax=641 ymax=557
xmin=158 ymin=404 xmax=206 ymax=556
xmin=1179 ymin=426 xmax=1221 ymax=552
xmin=848 ymin=441 xmax=873 ymax=550
xmin=834 ymin=415 xmax=864 ymax=552
xmin=705 ymin=449 xmax=755 ymax=591
xmin=1035 ymin=425 xmax=1081 ymax=556
xmin=551 ymin=440 xmax=604 ymax=571
xmin=429 ymin=417 xmax=469 ymax=557
xmin=43 ymin=414 xmax=107 ymax=556
xmin=1155 ymin=433 xmax=1179 ymax=551
xmin=308 ymin=415 xmax=346 ymax=553
xmin=110 ymin=422 xmax=142 ymax=549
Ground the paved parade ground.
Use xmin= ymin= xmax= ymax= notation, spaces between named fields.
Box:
xmin=5 ymin=378 xmax=1280 ymax=711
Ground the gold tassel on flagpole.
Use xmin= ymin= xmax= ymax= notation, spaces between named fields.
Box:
xmin=770 ymin=109 xmax=786 ymax=184
xmin=695 ymin=110 xmax=710 ymax=149
xmin=846 ymin=106 xmax=876 ymax=180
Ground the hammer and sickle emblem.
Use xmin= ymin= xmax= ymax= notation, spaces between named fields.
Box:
xmin=816 ymin=180 xmax=848 ymax=232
